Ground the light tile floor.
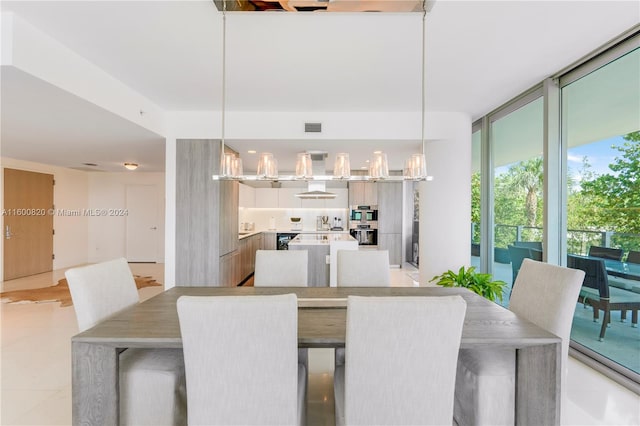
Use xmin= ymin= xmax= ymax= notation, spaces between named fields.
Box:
xmin=1 ymin=263 xmax=638 ymax=425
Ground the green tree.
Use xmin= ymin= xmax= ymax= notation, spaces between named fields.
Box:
xmin=508 ymin=157 xmax=543 ymax=227
xmin=471 ymin=172 xmax=480 ymax=243
xmin=579 ymin=132 xmax=640 ymax=234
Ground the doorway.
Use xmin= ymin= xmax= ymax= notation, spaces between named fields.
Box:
xmin=3 ymin=168 xmax=54 ymax=280
xmin=125 ymin=184 xmax=160 ymax=262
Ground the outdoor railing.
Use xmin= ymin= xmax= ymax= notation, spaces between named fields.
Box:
xmin=471 ymin=223 xmax=640 ymax=259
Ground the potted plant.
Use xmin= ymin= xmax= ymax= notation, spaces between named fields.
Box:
xmin=430 ymin=266 xmax=507 ymax=303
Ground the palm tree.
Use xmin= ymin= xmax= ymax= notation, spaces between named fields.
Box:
xmin=511 ymin=158 xmax=543 ymax=227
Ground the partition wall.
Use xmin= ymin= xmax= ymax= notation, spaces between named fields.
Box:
xmin=471 ymin=28 xmax=640 ymax=388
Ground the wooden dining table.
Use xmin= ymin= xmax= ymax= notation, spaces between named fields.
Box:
xmin=72 ymin=286 xmax=562 ymax=425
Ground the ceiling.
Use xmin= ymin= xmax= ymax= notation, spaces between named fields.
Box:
xmin=1 ymin=1 xmax=638 ymax=173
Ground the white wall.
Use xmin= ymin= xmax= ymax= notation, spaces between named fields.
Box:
xmin=419 ymin=112 xmax=472 ymax=284
xmin=0 ymin=157 xmax=90 ymax=280
xmin=87 ymin=172 xmax=165 ymax=263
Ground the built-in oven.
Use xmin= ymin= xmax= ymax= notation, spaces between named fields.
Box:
xmin=276 ymin=233 xmax=299 ymax=250
xmin=350 ymin=205 xmax=378 ymax=223
xmin=349 ymin=225 xmax=378 ymax=247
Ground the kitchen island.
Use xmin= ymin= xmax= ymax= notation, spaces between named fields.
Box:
xmin=288 ymin=233 xmax=358 ymax=286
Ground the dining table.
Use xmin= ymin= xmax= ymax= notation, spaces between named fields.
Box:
xmin=601 ymin=258 xmax=640 ymax=281
xmin=72 ymin=286 xmax=562 ymax=425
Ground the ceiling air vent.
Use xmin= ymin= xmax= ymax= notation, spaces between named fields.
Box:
xmin=305 ymin=122 xmax=322 ymax=133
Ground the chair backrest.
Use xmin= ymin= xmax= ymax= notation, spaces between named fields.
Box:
xmin=337 ymin=250 xmax=390 ymax=287
xmin=344 ymin=295 xmax=466 ymax=425
xmin=588 ymin=245 xmax=623 ymax=261
xmin=511 ymin=259 xmax=585 ymax=364
xmin=514 ymin=241 xmax=543 ymax=251
xmin=567 ymin=255 xmax=609 ymax=299
xmin=507 ymin=245 xmax=533 ymax=282
xmin=254 ymin=250 xmax=308 ymax=287
xmin=529 ymin=248 xmax=543 ymax=261
xmin=65 ymin=258 xmax=139 ymax=332
xmin=627 ymin=250 xmax=640 ymax=264
xmin=177 ymin=294 xmax=298 ymax=425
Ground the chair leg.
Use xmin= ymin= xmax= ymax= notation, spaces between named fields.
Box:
xmin=599 ymin=309 xmax=610 ymax=341
xmin=621 ymin=310 xmax=627 ymax=323
xmin=593 ymin=307 xmax=599 ymax=322
xmin=632 ymin=310 xmax=638 ymax=328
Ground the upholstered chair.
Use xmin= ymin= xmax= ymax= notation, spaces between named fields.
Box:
xmin=335 ymin=249 xmax=391 ymax=366
xmin=334 ymin=295 xmax=467 ymax=425
xmin=66 ymin=258 xmax=186 ymax=425
xmin=254 ymin=249 xmax=308 ymax=286
xmin=254 ymin=249 xmax=309 ymax=370
xmin=177 ymin=294 xmax=306 ymax=425
xmin=336 ymin=249 xmax=390 ymax=287
xmin=453 ymin=259 xmax=584 ymax=425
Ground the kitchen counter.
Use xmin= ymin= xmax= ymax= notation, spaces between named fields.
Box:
xmin=288 ymin=232 xmax=358 ymax=286
xmin=288 ymin=233 xmax=356 ymax=246
xmin=239 ymin=229 xmax=348 ymax=240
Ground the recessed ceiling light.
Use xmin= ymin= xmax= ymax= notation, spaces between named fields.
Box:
xmin=247 ymin=150 xmax=256 ymax=154
xmin=360 ymin=166 xmax=368 ymax=169
xmin=365 ymin=160 xmax=370 ymax=163
xmin=373 ymin=150 xmax=382 ymax=154
xmin=82 ymin=162 xmax=98 ymax=167
xmin=124 ymin=163 xmax=138 ymax=171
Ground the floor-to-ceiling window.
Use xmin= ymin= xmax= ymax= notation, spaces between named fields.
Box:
xmin=562 ymin=46 xmax=640 ymax=375
xmin=473 ymin=28 xmax=639 ymax=385
xmin=490 ymin=94 xmax=544 ymax=303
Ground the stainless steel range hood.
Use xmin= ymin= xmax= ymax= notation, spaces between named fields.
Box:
xmin=295 ymin=152 xmax=336 ymax=199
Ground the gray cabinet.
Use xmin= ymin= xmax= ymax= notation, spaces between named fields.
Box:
xmin=348 ymin=182 xmax=378 ymax=206
xmin=175 ymin=139 xmax=239 ymax=286
xmin=378 ymin=233 xmax=402 ymax=266
xmin=238 ymin=233 xmax=262 ymax=284
xmin=262 ymin=232 xmax=277 ymax=250
xmin=377 ymin=182 xmax=402 ymax=233
xmin=219 ymin=250 xmax=240 ymax=287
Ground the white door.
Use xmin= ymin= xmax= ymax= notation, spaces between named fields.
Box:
xmin=126 ymin=185 xmax=160 ymax=262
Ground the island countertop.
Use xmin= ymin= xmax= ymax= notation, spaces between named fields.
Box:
xmin=289 ymin=233 xmax=357 ymax=245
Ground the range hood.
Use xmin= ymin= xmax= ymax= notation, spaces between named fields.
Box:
xmin=295 ymin=152 xmax=336 ymax=199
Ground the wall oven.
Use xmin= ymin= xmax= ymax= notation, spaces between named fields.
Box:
xmin=350 ymin=205 xmax=378 ymax=223
xmin=349 ymin=225 xmax=378 ymax=248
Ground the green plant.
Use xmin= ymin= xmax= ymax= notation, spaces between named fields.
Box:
xmin=430 ymin=266 xmax=507 ymax=302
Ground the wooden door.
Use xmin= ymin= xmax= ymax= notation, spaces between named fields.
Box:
xmin=3 ymin=168 xmax=54 ymax=280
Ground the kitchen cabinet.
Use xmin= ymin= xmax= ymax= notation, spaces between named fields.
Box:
xmin=378 ymin=233 xmax=402 ymax=266
xmin=348 ymin=182 xmax=377 ymax=206
xmin=176 ymin=139 xmax=238 ymax=286
xmin=219 ymin=250 xmax=240 ymax=287
xmin=219 ymin=180 xmax=239 ymax=256
xmin=255 ymin=188 xmax=278 ymax=208
xmin=238 ymin=183 xmax=255 ymax=208
xmin=377 ymin=182 xmax=402 ymax=233
xmin=262 ymin=232 xmax=276 ymax=250
xmin=278 ymin=188 xmax=302 ymax=208
xmin=238 ymin=233 xmax=262 ymax=284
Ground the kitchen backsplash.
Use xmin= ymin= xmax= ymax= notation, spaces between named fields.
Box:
xmin=239 ymin=208 xmax=348 ymax=231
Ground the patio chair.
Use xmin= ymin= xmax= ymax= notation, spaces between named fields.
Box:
xmin=507 ymin=245 xmax=533 ymax=283
xmin=567 ymin=255 xmax=640 ymax=340
xmin=627 ymin=250 xmax=640 ymax=264
xmin=513 ymin=240 xmax=543 ymax=251
xmin=66 ymin=258 xmax=186 ymax=425
xmin=334 ymin=295 xmax=466 ymax=425
xmin=454 ymin=259 xmax=584 ymax=425
xmin=177 ymin=294 xmax=306 ymax=425
xmin=588 ymin=245 xmax=623 ymax=261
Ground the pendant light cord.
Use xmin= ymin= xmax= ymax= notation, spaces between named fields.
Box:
xmin=221 ymin=0 xmax=227 ymax=148
xmin=421 ymin=1 xmax=426 ymax=148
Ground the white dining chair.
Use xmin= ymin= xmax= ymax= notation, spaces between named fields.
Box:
xmin=254 ymin=249 xmax=309 ymax=371
xmin=453 ymin=258 xmax=585 ymax=425
xmin=177 ymin=294 xmax=306 ymax=426
xmin=335 ymin=249 xmax=392 ymax=366
xmin=337 ymin=249 xmax=391 ymax=287
xmin=254 ymin=249 xmax=308 ymax=286
xmin=334 ymin=295 xmax=467 ymax=425
xmin=65 ymin=258 xmax=186 ymax=426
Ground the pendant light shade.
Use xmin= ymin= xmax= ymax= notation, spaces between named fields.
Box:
xmin=369 ymin=152 xmax=389 ymax=179
xmin=333 ymin=153 xmax=351 ymax=179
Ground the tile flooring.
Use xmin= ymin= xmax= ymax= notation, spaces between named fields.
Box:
xmin=1 ymin=263 xmax=639 ymax=425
